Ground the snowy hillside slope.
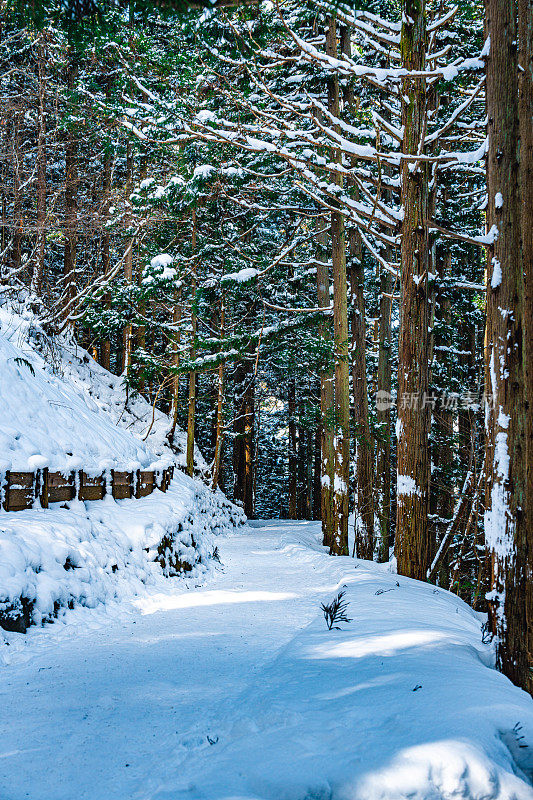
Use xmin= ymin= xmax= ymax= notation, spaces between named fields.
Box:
xmin=0 ymin=303 xmax=203 ymax=472
xmin=56 ymin=326 xmax=207 ymax=474
xmin=0 ymin=300 xmax=244 ymax=633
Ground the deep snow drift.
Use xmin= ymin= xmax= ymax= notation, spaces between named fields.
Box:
xmin=1 ymin=521 xmax=532 ymax=800
xmin=0 ymin=474 xmax=243 ymax=629
xmin=0 ymin=301 xmax=243 ymax=630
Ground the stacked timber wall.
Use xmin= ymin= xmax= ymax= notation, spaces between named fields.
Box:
xmin=0 ymin=465 xmax=175 ymax=512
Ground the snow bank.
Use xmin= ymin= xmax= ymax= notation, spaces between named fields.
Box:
xmin=0 ymin=470 xmax=244 ymax=633
xmin=0 ymin=300 xmax=244 ymax=632
xmin=57 ymin=340 xmax=207 ymax=474
xmin=164 ymin=523 xmax=533 ymax=800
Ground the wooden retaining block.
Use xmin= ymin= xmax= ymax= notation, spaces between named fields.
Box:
xmin=35 ymin=468 xmax=48 ymax=509
xmin=136 ymin=470 xmax=155 ymax=498
xmin=112 ymin=471 xmax=133 ymax=500
xmin=3 ymin=471 xmax=35 ymax=512
xmin=0 ymin=463 xmax=176 ymax=512
xmin=47 ymin=471 xmax=75 ymax=504
xmin=157 ymin=469 xmax=170 ymax=493
xmin=166 ymin=467 xmax=175 ymax=489
xmin=78 ymin=472 xmax=105 ymax=502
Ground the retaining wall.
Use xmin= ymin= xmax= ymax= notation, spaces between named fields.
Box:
xmin=0 ymin=465 xmax=175 ymax=512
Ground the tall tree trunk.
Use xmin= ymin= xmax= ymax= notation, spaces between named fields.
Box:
xmin=242 ymin=374 xmax=255 ymax=518
xmin=430 ymin=254 xmax=454 ymax=583
xmin=313 ymin=413 xmax=322 ymax=521
xmin=63 ymin=52 xmax=78 ymax=325
xmin=297 ymin=415 xmax=312 ymax=520
xmin=122 ymin=139 xmax=134 ymax=375
xmin=122 ymin=247 xmax=134 ymax=374
xmin=350 ymin=246 xmax=375 ymax=560
xmin=458 ymin=321 xmax=476 ymax=475
xmin=168 ymin=288 xmax=182 ymax=445
xmin=212 ymin=297 xmax=226 ymax=491
xmin=305 ymin=422 xmax=314 ymax=519
xmin=395 ymin=0 xmax=431 ymax=580
xmin=186 ymin=209 xmax=198 ymax=477
xmin=288 ymin=377 xmax=298 ymax=519
xmin=31 ymin=40 xmax=46 ymax=297
xmin=185 ymin=362 xmax=196 ymax=477
xmin=518 ymin=0 xmax=533 ymax=697
xmin=375 ymin=146 xmax=395 ymax=563
xmin=100 ymin=146 xmax=112 ymax=369
xmin=484 ymin=0 xmax=528 ymax=692
xmin=11 ymin=113 xmax=22 ymax=277
xmin=316 ymin=224 xmax=335 ymax=547
xmin=134 ymin=152 xmax=148 ymax=394
xmin=1 ymin=116 xmax=7 ymax=279
xmin=340 ymin=23 xmax=374 ymax=560
xmin=376 ymin=267 xmax=393 ymax=561
xmin=136 ymin=318 xmax=146 ymax=394
xmin=233 ymin=362 xmax=255 ymax=518
xmin=327 ymin=16 xmax=349 ymax=556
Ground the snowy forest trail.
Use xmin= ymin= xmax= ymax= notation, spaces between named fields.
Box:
xmin=0 ymin=521 xmax=351 ymax=800
xmin=1 ymin=520 xmax=533 ymax=800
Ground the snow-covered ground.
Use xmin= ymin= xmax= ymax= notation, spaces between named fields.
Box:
xmin=0 ymin=302 xmax=202 ymax=473
xmin=1 ymin=520 xmax=532 ymax=800
xmin=0 ymin=474 xmax=242 ymax=628
xmin=0 ymin=300 xmax=241 ymax=629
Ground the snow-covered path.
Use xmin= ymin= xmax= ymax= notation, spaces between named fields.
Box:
xmin=1 ymin=520 xmax=532 ymax=800
xmin=0 ymin=521 xmax=349 ymax=800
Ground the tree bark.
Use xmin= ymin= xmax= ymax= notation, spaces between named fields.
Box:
xmin=98 ymin=75 xmax=113 ymax=370
xmin=518 ymin=0 xmax=533 ymax=697
xmin=11 ymin=113 xmax=22 ymax=277
xmin=305 ymin=421 xmax=314 ymax=519
xmin=288 ymin=376 xmax=298 ymax=519
xmin=395 ymin=0 xmax=431 ymax=580
xmin=484 ymin=0 xmax=528 ymax=692
xmin=327 ymin=16 xmax=349 ymax=556
xmin=313 ymin=409 xmax=322 ymax=521
xmin=212 ymin=297 xmax=226 ymax=491
xmin=376 ymin=267 xmax=393 ymax=562
xmin=186 ymin=209 xmax=198 ymax=477
xmin=341 ymin=23 xmax=374 ymax=560
xmin=316 ymin=223 xmax=335 ymax=547
xmin=458 ymin=284 xmax=477 ymax=481
xmin=122 ymin=139 xmax=134 ymax=375
xmin=242 ymin=375 xmax=255 ymax=518
xmin=350 ymin=249 xmax=374 ymax=560
xmin=233 ymin=361 xmax=255 ymax=518
xmin=63 ymin=52 xmax=78 ymax=325
xmin=430 ymin=254 xmax=454 ymax=583
xmin=1 ymin=114 xmax=7 ymax=279
xmin=168 ymin=288 xmax=182 ymax=445
xmin=31 ymin=39 xmax=47 ymax=297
